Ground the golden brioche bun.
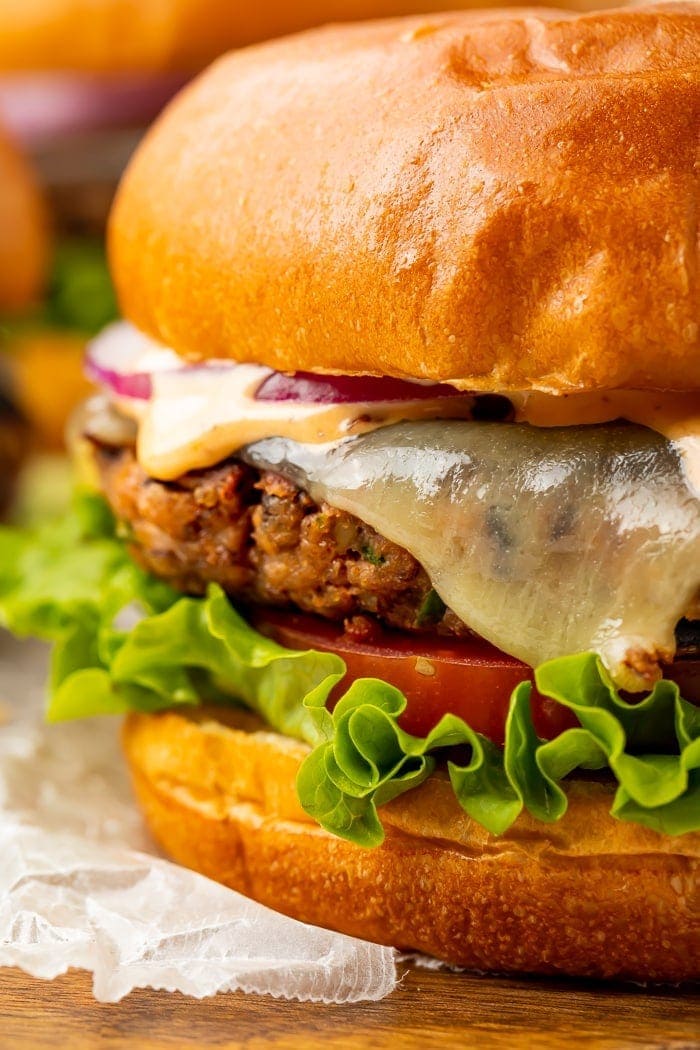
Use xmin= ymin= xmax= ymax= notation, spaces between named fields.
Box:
xmin=123 ymin=707 xmax=700 ymax=983
xmin=0 ymin=0 xmax=620 ymax=75
xmin=0 ymin=125 xmax=48 ymax=312
xmin=110 ymin=3 xmax=700 ymax=394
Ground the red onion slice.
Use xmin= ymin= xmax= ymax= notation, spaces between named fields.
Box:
xmin=85 ymin=323 xmax=182 ymax=401
xmin=85 ymin=355 xmax=153 ymax=401
xmin=255 ymin=371 xmax=465 ymax=404
xmin=87 ymin=322 xmax=471 ymax=409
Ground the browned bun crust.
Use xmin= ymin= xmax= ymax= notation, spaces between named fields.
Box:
xmin=0 ymin=0 xmax=619 ymax=75
xmin=123 ymin=707 xmax=700 ymax=983
xmin=110 ymin=3 xmax=700 ymax=394
xmin=0 ymin=126 xmax=48 ymax=312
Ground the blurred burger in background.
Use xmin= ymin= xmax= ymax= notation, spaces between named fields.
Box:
xmin=0 ymin=121 xmax=48 ymax=513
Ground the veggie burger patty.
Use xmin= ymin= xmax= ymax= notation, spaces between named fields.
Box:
xmin=95 ymin=441 xmax=466 ymax=636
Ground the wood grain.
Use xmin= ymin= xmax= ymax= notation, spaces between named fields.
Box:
xmin=1 ymin=965 xmax=698 ymax=1049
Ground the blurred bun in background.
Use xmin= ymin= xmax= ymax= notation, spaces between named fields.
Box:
xmin=0 ymin=122 xmax=47 ymax=313
xmin=0 ymin=122 xmax=48 ymax=511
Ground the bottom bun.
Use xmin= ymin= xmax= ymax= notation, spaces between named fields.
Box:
xmin=123 ymin=708 xmax=700 ymax=983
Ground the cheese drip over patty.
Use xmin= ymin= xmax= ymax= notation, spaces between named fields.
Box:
xmin=241 ymin=423 xmax=700 ymax=693
xmin=87 ymin=323 xmax=700 ymax=689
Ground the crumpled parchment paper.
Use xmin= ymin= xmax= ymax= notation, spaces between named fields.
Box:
xmin=0 ymin=635 xmax=398 ymax=1003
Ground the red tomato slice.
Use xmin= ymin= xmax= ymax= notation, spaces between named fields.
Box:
xmin=253 ymin=610 xmax=700 ymax=746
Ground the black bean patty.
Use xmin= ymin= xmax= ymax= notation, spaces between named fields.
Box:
xmin=95 ymin=443 xmax=700 ymax=653
xmin=95 ymin=443 xmax=469 ymax=635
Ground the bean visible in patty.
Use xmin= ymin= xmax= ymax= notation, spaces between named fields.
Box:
xmin=94 ymin=443 xmax=469 ymax=635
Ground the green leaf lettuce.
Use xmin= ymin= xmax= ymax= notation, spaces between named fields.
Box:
xmin=1 ymin=495 xmax=698 ymax=847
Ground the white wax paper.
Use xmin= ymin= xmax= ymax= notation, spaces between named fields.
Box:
xmin=0 ymin=635 xmax=398 ymax=1003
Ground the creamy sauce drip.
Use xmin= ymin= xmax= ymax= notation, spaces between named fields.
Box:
xmin=103 ymin=324 xmax=700 ymax=490
xmin=126 ymin=366 xmax=476 ymax=481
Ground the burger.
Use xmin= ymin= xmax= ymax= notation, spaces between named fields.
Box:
xmin=0 ymin=122 xmax=48 ymax=512
xmin=1 ymin=3 xmax=698 ymax=983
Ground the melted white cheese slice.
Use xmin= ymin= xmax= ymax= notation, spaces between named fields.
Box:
xmin=242 ymin=422 xmax=700 ymax=692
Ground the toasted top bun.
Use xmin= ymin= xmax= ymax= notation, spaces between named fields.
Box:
xmin=110 ymin=3 xmax=700 ymax=393
xmin=0 ymin=0 xmax=619 ymax=75
xmin=0 ymin=125 xmax=48 ymax=312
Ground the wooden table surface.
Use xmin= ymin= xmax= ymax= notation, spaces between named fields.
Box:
xmin=2 ymin=965 xmax=698 ymax=1049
